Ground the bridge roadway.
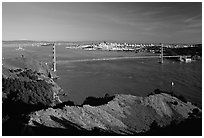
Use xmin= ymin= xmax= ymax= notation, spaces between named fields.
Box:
xmin=56 ymin=55 xmax=184 ymax=64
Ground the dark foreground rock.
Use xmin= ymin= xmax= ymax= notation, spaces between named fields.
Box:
xmin=25 ymin=93 xmax=201 ymax=136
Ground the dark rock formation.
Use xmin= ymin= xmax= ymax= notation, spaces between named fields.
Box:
xmin=27 ymin=93 xmax=202 ymax=135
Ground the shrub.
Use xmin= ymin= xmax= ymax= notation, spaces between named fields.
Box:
xmin=2 ymin=71 xmax=54 ymax=115
xmin=82 ymin=93 xmax=115 ymax=106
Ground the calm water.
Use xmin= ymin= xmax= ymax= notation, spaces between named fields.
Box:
xmin=56 ymin=57 xmax=202 ymax=108
xmin=2 ymin=45 xmax=202 ymax=108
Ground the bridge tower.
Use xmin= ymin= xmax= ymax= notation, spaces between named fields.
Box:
xmin=52 ymin=43 xmax=56 ymax=72
xmin=160 ymin=43 xmax=164 ymax=64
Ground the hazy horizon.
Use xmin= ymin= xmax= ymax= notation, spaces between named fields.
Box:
xmin=3 ymin=2 xmax=202 ymax=43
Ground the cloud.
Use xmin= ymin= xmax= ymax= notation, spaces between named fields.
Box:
xmin=184 ymin=14 xmax=201 ymax=23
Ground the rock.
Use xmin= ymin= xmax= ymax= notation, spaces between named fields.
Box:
xmin=27 ymin=93 xmax=201 ymax=135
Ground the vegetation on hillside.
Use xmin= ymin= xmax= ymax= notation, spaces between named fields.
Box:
xmin=165 ymin=46 xmax=202 ymax=56
xmin=82 ymin=93 xmax=115 ymax=106
xmin=2 ymin=69 xmax=54 ymax=115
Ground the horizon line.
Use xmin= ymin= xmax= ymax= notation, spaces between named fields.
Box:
xmin=2 ymin=39 xmax=202 ymax=44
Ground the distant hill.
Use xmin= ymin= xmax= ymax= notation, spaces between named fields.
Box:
xmin=2 ymin=40 xmax=51 ymax=45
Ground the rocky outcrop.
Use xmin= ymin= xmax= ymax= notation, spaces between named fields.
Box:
xmin=28 ymin=93 xmax=201 ymax=135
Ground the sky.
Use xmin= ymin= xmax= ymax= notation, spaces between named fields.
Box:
xmin=2 ymin=2 xmax=202 ymax=43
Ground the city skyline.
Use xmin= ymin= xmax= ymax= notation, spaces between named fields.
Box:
xmin=2 ymin=2 xmax=202 ymax=43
